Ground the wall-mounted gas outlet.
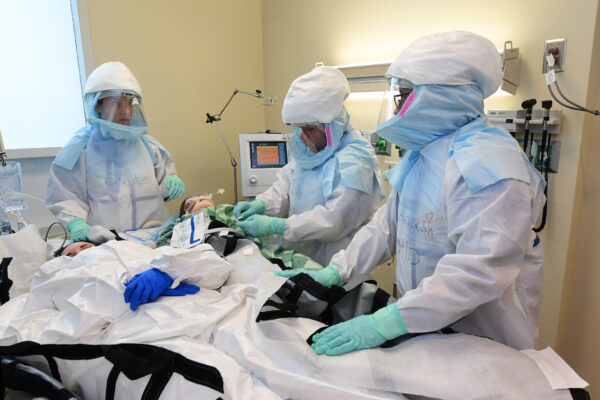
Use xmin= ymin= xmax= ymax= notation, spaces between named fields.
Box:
xmin=543 ymin=38 xmax=567 ymax=73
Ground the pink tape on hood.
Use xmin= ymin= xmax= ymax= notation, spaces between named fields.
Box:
xmin=326 ymin=125 xmax=333 ymax=147
xmin=399 ymin=91 xmax=418 ymax=117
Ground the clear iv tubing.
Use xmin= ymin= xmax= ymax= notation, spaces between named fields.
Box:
xmin=1 ymin=191 xmax=47 ymax=230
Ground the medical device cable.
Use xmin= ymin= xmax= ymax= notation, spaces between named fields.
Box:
xmin=553 ymin=81 xmax=589 ymax=110
xmin=545 ymin=74 xmax=599 ymax=116
xmin=44 ymin=221 xmax=67 ymax=249
xmin=534 ymin=101 xmax=552 ymax=232
xmin=547 ymin=85 xmax=586 ymax=111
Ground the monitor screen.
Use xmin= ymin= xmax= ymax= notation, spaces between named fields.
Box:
xmin=249 ymin=141 xmax=288 ymax=169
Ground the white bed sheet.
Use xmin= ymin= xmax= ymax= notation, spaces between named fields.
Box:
xmin=0 ymin=236 xmax=585 ymax=399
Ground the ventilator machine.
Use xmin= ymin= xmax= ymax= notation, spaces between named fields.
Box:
xmin=238 ymin=132 xmax=289 ymax=199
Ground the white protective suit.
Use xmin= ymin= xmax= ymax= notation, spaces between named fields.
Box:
xmin=46 ymin=62 xmax=176 ymax=231
xmin=258 ymin=67 xmax=383 ymax=266
xmin=331 ymin=31 xmax=546 ymax=350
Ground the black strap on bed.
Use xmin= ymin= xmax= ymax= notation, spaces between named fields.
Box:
xmin=206 ymin=220 xmax=242 ymax=257
xmin=267 ymin=257 xmax=289 ymax=270
xmin=1 ymin=356 xmax=79 ymax=400
xmin=0 ymin=257 xmax=13 ymax=304
xmin=109 ymin=229 xmax=126 ymax=241
xmin=257 ymin=273 xmax=379 ymax=325
xmin=570 ymin=388 xmax=591 ymax=400
xmin=0 ymin=341 xmax=225 ymax=400
xmin=258 ymin=272 xmax=445 ymax=350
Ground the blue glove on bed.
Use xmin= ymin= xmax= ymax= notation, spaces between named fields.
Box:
xmin=274 ymin=265 xmax=341 ymax=287
xmin=311 ymin=303 xmax=408 ymax=356
xmin=124 ymin=268 xmax=199 ymax=310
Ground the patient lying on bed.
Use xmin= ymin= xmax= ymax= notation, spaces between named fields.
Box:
xmin=154 ymin=196 xmax=323 ymax=272
xmin=58 ymin=241 xmax=96 ymax=257
xmin=180 ymin=195 xmax=215 ymax=216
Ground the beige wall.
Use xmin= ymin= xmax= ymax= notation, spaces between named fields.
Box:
xmin=557 ymin=3 xmax=600 ymax=396
xmin=85 ymin=0 xmax=266 ymax=208
xmin=262 ymin=0 xmax=599 ymax=393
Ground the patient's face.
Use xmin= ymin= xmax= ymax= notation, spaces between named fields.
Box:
xmin=63 ymin=241 xmax=96 ymax=257
xmin=183 ymin=196 xmax=215 ymax=215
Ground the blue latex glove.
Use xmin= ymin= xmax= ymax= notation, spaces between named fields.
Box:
xmin=124 ymin=268 xmax=174 ymax=311
xmin=233 ymin=199 xmax=266 ymax=220
xmin=274 ymin=265 xmax=341 ymax=287
xmin=166 ymin=176 xmax=185 ymax=200
xmin=67 ymin=218 xmax=90 ymax=242
xmin=311 ymin=303 xmax=408 ymax=356
xmin=162 ymin=283 xmax=200 ymax=296
xmin=236 ymin=214 xmax=285 ymax=237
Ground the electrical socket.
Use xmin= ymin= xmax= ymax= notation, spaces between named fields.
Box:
xmin=543 ymin=38 xmax=567 ymax=73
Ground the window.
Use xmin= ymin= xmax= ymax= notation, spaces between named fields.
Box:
xmin=0 ymin=0 xmax=88 ymax=157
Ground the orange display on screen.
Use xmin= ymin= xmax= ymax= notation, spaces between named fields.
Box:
xmin=256 ymin=146 xmax=280 ymax=165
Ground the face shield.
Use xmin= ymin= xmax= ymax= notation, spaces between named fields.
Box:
xmin=93 ymin=90 xmax=146 ymax=127
xmin=291 ymin=122 xmax=327 ymax=154
xmin=86 ymin=90 xmax=149 ymax=140
xmin=376 ymin=77 xmax=414 ymax=128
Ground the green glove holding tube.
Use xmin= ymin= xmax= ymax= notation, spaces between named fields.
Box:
xmin=233 ymin=199 xmax=266 ymax=220
xmin=236 ymin=214 xmax=285 ymax=237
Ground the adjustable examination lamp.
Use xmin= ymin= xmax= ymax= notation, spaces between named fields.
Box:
xmin=205 ymin=89 xmax=275 ymax=203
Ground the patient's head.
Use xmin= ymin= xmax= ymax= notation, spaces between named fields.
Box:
xmin=179 ymin=195 xmax=215 ymax=217
xmin=59 ymin=241 xmax=97 ymax=257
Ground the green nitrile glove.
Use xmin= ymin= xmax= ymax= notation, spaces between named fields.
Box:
xmin=67 ymin=218 xmax=90 ymax=243
xmin=166 ymin=176 xmax=185 ymax=200
xmin=274 ymin=265 xmax=341 ymax=287
xmin=233 ymin=199 xmax=266 ymax=220
xmin=311 ymin=302 xmax=408 ymax=356
xmin=236 ymin=214 xmax=285 ymax=237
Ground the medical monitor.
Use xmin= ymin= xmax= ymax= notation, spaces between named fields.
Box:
xmin=250 ymin=141 xmax=287 ymax=169
xmin=239 ymin=133 xmax=289 ymax=198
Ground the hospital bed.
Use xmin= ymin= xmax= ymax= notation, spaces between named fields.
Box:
xmin=0 ymin=227 xmax=590 ymax=399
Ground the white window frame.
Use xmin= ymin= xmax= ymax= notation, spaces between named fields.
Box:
xmin=3 ymin=0 xmax=94 ymax=159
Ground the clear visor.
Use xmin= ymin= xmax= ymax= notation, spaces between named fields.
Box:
xmin=376 ymin=77 xmax=414 ymax=127
xmin=291 ymin=122 xmax=323 ymax=128
xmin=294 ymin=123 xmax=327 ymax=154
xmin=92 ymin=90 xmax=146 ymax=127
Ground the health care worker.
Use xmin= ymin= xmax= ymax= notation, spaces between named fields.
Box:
xmin=234 ymin=66 xmax=383 ymax=266
xmin=46 ymin=62 xmax=185 ymax=241
xmin=279 ymin=31 xmax=546 ymax=355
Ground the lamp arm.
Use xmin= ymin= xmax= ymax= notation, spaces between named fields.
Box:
xmin=214 ymin=120 xmax=237 ymax=168
xmin=205 ymin=88 xmax=269 ymax=202
xmin=206 ymin=89 xmax=267 ymax=123
xmin=214 ymin=120 xmax=238 ymax=203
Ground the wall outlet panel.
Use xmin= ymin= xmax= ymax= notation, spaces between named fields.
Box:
xmin=543 ymin=38 xmax=567 ymax=73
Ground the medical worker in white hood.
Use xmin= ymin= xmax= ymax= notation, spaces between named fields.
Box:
xmin=278 ymin=31 xmax=546 ymax=354
xmin=46 ymin=62 xmax=185 ymax=241
xmin=234 ymin=66 xmax=383 ymax=267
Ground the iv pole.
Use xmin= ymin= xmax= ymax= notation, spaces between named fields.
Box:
xmin=206 ymin=89 xmax=275 ymax=203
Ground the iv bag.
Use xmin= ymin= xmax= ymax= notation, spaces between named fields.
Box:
xmin=0 ymin=161 xmax=26 ymax=212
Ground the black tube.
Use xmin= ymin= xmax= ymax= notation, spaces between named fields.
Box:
xmin=534 ymin=101 xmax=553 ymax=232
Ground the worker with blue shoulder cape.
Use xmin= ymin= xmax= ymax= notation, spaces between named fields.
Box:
xmin=46 ymin=62 xmax=185 ymax=242
xmin=278 ymin=31 xmax=546 ymax=355
xmin=234 ymin=66 xmax=384 ymax=267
